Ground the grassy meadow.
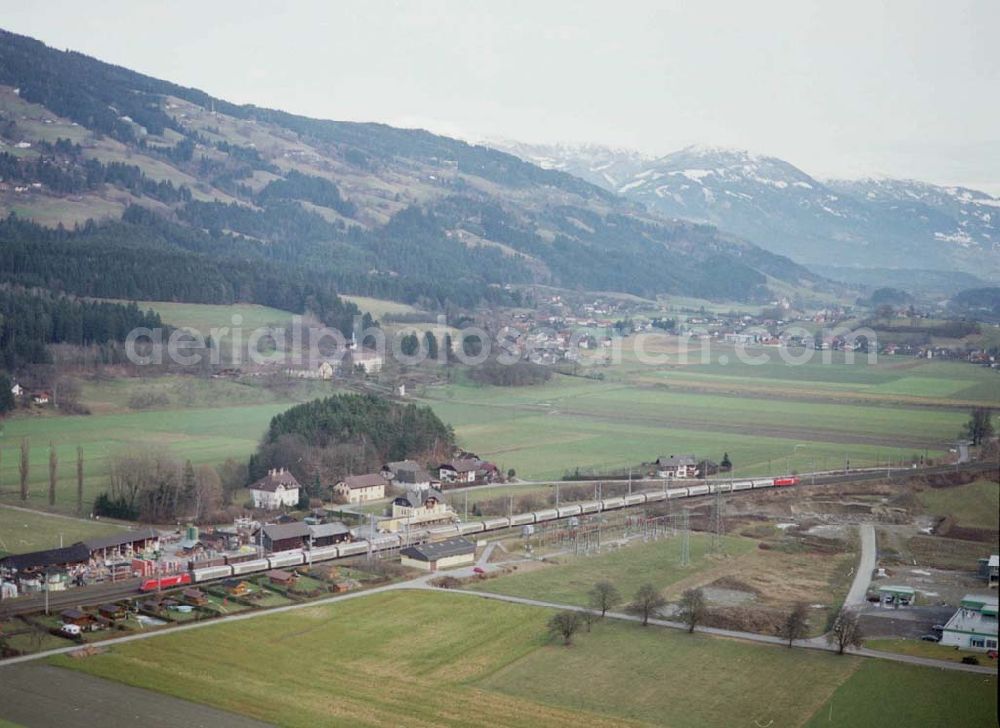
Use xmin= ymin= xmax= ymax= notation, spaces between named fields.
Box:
xmin=0 ymin=506 xmax=127 ymax=556
xmin=917 ymin=479 xmax=1000 ymax=531
xmin=51 ymin=589 xmax=997 ymax=728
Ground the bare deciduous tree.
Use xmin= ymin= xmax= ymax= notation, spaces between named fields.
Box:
xmin=965 ymin=407 xmax=994 ymax=447
xmin=48 ymin=442 xmax=58 ymax=507
xmin=678 ymin=588 xmax=707 ymax=633
xmin=589 ymin=580 xmax=620 ymax=618
xmin=627 ymin=583 xmax=667 ymax=626
xmin=19 ymin=437 xmax=29 ymax=501
xmin=780 ymin=602 xmax=810 ymax=647
xmin=827 ymin=608 xmax=864 ymax=654
xmin=548 ymin=610 xmax=583 ymax=645
xmin=76 ymin=446 xmax=84 ymax=516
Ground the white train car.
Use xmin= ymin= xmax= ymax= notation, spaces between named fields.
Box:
xmin=644 ymin=491 xmax=666 ymax=503
xmin=556 ymin=504 xmax=582 ymax=518
xmin=268 ymin=552 xmax=305 ymax=569
xmin=624 ymin=493 xmax=646 ymax=507
xmin=709 ymin=482 xmax=733 ymax=494
xmin=509 ymin=512 xmax=535 ymax=526
xmin=601 ymin=497 xmax=626 ymax=510
xmin=533 ymin=508 xmax=559 ymax=523
xmin=307 ymin=545 xmax=341 ymax=562
xmin=732 ymin=480 xmax=753 ymax=491
xmin=337 ymin=541 xmax=371 ymax=558
xmin=666 ymin=487 xmax=688 ymax=499
xmin=231 ymin=558 xmax=270 ymax=575
xmin=686 ymin=484 xmax=710 ymax=497
xmin=192 ymin=565 xmax=233 ymax=583
xmin=427 ymin=524 xmax=461 ymax=538
xmin=457 ymin=521 xmax=485 ymax=536
xmin=751 ymin=479 xmax=774 ymax=489
xmin=482 ymin=517 xmax=511 ymax=531
xmin=579 ymin=501 xmax=602 ymax=514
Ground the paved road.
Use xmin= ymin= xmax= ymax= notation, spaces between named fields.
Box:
xmin=427 ymin=586 xmax=998 ymax=676
xmin=843 ymin=524 xmax=877 ymax=609
xmin=0 ymin=664 xmax=273 ymax=728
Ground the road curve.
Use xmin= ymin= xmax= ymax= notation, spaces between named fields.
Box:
xmin=843 ymin=524 xmax=877 ymax=609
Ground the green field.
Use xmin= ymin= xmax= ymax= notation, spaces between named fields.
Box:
xmin=865 ymin=639 xmax=992 ymax=665
xmin=0 ymin=506 xmax=127 ymax=556
xmin=917 ymin=480 xmax=1000 ymax=531
xmin=128 ymin=301 xmax=298 ymax=332
xmin=471 ymin=533 xmax=755 ymax=608
xmin=51 ymin=590 xmax=996 ymax=727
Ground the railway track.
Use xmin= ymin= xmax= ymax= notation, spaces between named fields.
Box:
xmin=1 ymin=460 xmax=994 ymax=618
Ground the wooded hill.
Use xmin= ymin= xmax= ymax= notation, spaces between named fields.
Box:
xmin=0 ymin=28 xmax=828 ymax=311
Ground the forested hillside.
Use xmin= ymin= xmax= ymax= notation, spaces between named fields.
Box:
xmin=0 ymin=28 xmax=827 ymax=310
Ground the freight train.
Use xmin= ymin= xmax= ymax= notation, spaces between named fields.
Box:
xmin=145 ymin=476 xmax=800 ymax=590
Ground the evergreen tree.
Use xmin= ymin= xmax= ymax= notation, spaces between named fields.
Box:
xmin=76 ymin=446 xmax=84 ymax=515
xmin=19 ymin=437 xmax=29 ymax=501
xmin=48 ymin=441 xmax=58 ymax=506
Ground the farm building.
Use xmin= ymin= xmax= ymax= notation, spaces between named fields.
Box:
xmin=59 ymin=608 xmax=95 ymax=629
xmin=400 ymin=538 xmax=476 ymax=572
xmin=98 ymin=603 xmax=127 ymax=620
xmin=333 ymin=473 xmax=387 ymax=503
xmin=83 ymin=528 xmax=160 ymax=562
xmin=182 ymin=588 xmax=209 ymax=606
xmin=438 ymin=459 xmax=480 ymax=485
xmin=878 ymin=585 xmax=916 ymax=608
xmin=655 ymin=455 xmax=698 ymax=479
xmin=978 ymin=555 xmax=998 ymax=588
xmin=308 ymin=522 xmax=351 ymax=547
xmin=393 ymin=468 xmax=435 ymax=488
xmin=247 ymin=468 xmax=301 ymax=509
xmin=940 ymin=594 xmax=998 ymax=652
xmin=0 ymin=543 xmax=90 ymax=578
xmin=383 ymin=460 xmax=422 ymax=479
xmin=262 ymin=522 xmax=310 ymax=553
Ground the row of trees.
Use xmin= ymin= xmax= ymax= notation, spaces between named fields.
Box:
xmin=549 ymin=580 xmax=863 ymax=654
xmin=1 ymin=438 xmax=87 ymax=514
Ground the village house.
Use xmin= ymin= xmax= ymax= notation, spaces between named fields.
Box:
xmin=262 ymin=521 xmax=310 ymax=553
xmin=383 ymin=488 xmax=456 ymax=532
xmin=333 ymin=473 xmax=387 ymax=503
xmin=10 ymin=382 xmax=23 ymax=397
xmin=247 ymin=468 xmax=301 ymax=510
xmin=655 ymin=455 xmax=698 ymax=479
xmin=978 ymin=555 xmax=999 ymax=588
xmin=438 ymin=458 xmax=479 ymax=485
xmin=400 ymin=537 xmax=476 ymax=572
xmin=940 ymin=594 xmax=998 ymax=652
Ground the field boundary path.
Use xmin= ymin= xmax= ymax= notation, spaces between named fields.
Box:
xmin=843 ymin=523 xmax=877 ymax=609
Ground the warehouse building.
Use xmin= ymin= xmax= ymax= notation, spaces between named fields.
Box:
xmin=940 ymin=594 xmax=998 ymax=652
xmin=400 ymin=538 xmax=476 ymax=572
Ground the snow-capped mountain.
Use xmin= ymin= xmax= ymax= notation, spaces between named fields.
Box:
xmin=488 ymin=142 xmax=1000 ymax=278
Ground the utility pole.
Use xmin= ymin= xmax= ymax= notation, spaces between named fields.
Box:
xmin=679 ymin=509 xmax=690 ymax=567
xmin=711 ymin=487 xmax=725 ymax=553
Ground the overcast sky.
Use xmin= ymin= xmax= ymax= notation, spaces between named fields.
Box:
xmin=4 ymin=0 xmax=999 ymax=192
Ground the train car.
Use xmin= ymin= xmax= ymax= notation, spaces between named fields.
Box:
xmin=268 ymin=552 xmax=305 ymax=569
xmin=750 ymin=479 xmax=775 ymax=489
xmin=666 ymin=487 xmax=688 ymax=499
xmin=191 ymin=565 xmax=233 ymax=583
xmin=482 ymin=516 xmax=512 ymax=531
xmin=686 ymin=485 xmax=710 ymax=497
xmin=457 ymin=521 xmax=486 ymax=536
xmin=140 ymin=573 xmax=192 ymax=592
xmin=732 ymin=480 xmax=753 ymax=491
xmin=427 ymin=524 xmax=461 ymax=539
xmin=509 ymin=512 xmax=535 ymax=526
xmin=230 ymin=558 xmax=270 ymax=575
xmin=601 ymin=497 xmax=625 ymax=510
xmin=579 ymin=500 xmax=602 ymax=513
xmin=307 ymin=545 xmax=341 ymax=562
xmin=336 ymin=541 xmax=371 ymax=558
xmin=224 ymin=552 xmax=260 ymax=565
xmin=533 ymin=508 xmax=559 ymax=523
xmin=556 ymin=504 xmax=582 ymax=518
xmin=773 ymin=476 xmax=800 ymax=487
xmin=709 ymin=482 xmax=733 ymax=494
xmin=623 ymin=493 xmax=646 ymax=507
xmin=644 ymin=491 xmax=667 ymax=503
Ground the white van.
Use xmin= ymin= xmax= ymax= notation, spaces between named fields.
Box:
xmin=60 ymin=623 xmax=82 ymax=637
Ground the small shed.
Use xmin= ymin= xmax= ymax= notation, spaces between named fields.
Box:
xmin=400 ymin=538 xmax=476 ymax=572
xmin=223 ymin=579 xmax=251 ymax=597
xmin=262 ymin=522 xmax=310 ymax=553
xmin=182 ymin=588 xmax=208 ymax=606
xmin=266 ymin=569 xmax=297 ymax=586
xmin=59 ymin=608 xmax=95 ymax=628
xmin=98 ymin=602 xmax=128 ymax=620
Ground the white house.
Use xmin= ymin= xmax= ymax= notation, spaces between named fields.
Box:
xmin=655 ymin=455 xmax=698 ymax=479
xmin=10 ymin=382 xmax=23 ymax=397
xmin=400 ymin=537 xmax=475 ymax=572
xmin=384 ymin=488 xmax=456 ymax=532
xmin=940 ymin=594 xmax=998 ymax=652
xmin=438 ymin=458 xmax=480 ymax=485
xmin=247 ymin=468 xmax=301 ymax=509
xmin=333 ymin=473 xmax=387 ymax=503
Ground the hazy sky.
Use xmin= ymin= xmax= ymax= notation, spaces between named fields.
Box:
xmin=4 ymin=0 xmax=999 ymax=192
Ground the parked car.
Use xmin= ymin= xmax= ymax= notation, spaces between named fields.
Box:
xmin=919 ymin=634 xmax=940 ymax=642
